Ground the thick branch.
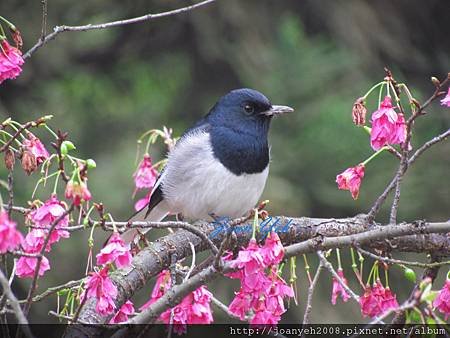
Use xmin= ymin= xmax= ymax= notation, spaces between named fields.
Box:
xmin=65 ymin=216 xmax=450 ymax=336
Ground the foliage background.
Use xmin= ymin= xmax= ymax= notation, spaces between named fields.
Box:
xmin=0 ymin=0 xmax=449 ymax=323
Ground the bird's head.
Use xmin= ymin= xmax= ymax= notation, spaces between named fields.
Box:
xmin=206 ymin=88 xmax=294 ymax=132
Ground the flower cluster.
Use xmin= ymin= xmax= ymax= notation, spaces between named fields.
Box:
xmin=226 ymin=232 xmax=294 ymax=325
xmin=0 ymin=211 xmax=23 ymax=253
xmin=82 ymin=267 xmax=118 ymax=316
xmin=16 ymin=195 xmax=70 ymax=278
xmin=433 ymin=278 xmax=450 ymax=320
xmin=133 ymin=154 xmax=158 ymax=211
xmin=359 ymin=280 xmax=398 ymax=318
xmin=140 ymin=270 xmax=213 ymax=333
xmin=0 ymin=39 xmax=24 ymax=84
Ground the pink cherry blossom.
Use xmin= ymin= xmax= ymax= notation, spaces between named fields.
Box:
xmin=336 ymin=163 xmax=365 ymax=200
xmin=441 ymin=88 xmax=450 ymax=107
xmin=140 ymin=270 xmax=172 ymax=311
xmin=229 ymin=291 xmax=252 ymax=320
xmin=134 ymin=155 xmax=158 ymax=191
xmin=65 ymin=180 xmax=92 ymax=206
xmin=0 ymin=211 xmax=23 ymax=253
xmin=331 ymin=269 xmax=350 ymax=305
xmin=22 ymin=229 xmax=48 ymax=252
xmin=433 ymin=279 xmax=450 ymax=320
xmin=28 ymin=195 xmax=70 ymax=244
xmin=23 ymin=133 xmax=49 ymax=165
xmin=260 ymin=232 xmax=284 ymax=265
xmin=235 ymin=239 xmax=265 ymax=275
xmin=0 ymin=39 xmax=24 ymax=84
xmin=16 ymin=255 xmax=50 ymax=278
xmin=96 ymin=232 xmax=132 ymax=268
xmin=109 ymin=300 xmax=135 ymax=324
xmin=370 ymin=96 xmax=407 ymax=150
xmin=83 ymin=267 xmax=118 ymax=316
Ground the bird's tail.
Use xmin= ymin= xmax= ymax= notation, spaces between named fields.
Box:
xmin=120 ymin=201 xmax=170 ymax=244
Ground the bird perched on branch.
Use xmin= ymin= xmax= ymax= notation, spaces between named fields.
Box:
xmin=122 ymin=88 xmax=294 ymax=243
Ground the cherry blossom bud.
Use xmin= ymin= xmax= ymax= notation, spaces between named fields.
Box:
xmin=352 ymin=97 xmax=367 ymax=126
xmin=4 ymin=148 xmax=15 ymax=170
xmin=21 ymin=149 xmax=37 ymax=175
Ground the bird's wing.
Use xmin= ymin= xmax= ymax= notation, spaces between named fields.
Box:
xmin=143 ymin=119 xmax=211 ymax=218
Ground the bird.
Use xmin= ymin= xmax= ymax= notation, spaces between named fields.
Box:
xmin=121 ymin=88 xmax=294 ymax=244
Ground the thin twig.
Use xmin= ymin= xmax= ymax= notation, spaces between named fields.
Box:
xmin=317 ymin=251 xmax=360 ymax=302
xmin=0 ymin=269 xmax=33 ymax=338
xmin=409 ymin=128 xmax=450 ymax=165
xmin=40 ymin=0 xmax=48 ymax=41
xmin=356 ymin=247 xmax=450 ymax=268
xmin=24 ymin=0 xmax=218 ymax=59
xmin=302 ymin=260 xmax=324 ymax=325
xmin=17 ymin=279 xmax=84 ymax=304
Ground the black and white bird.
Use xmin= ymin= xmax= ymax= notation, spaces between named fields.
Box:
xmin=122 ymin=88 xmax=293 ymax=243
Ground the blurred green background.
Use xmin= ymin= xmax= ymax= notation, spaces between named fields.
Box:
xmin=0 ymin=0 xmax=449 ymax=324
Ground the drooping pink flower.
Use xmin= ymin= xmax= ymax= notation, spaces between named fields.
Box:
xmin=21 ymin=229 xmax=48 ymax=252
xmin=389 ymin=113 xmax=407 ymax=146
xmin=28 ymin=195 xmax=70 ymax=244
xmin=433 ymin=279 xmax=450 ymax=320
xmin=260 ymin=232 xmax=284 ymax=266
xmin=235 ymin=239 xmax=265 ymax=275
xmin=140 ymin=270 xmax=172 ymax=311
xmin=370 ymin=96 xmax=407 ymax=150
xmin=0 ymin=211 xmax=23 ymax=253
xmin=185 ymin=286 xmax=213 ymax=324
xmin=22 ymin=133 xmax=49 ymax=165
xmin=16 ymin=255 xmax=50 ymax=278
xmin=109 ymin=300 xmax=135 ymax=324
xmin=96 ymin=232 xmax=132 ymax=268
xmin=83 ymin=267 xmax=118 ymax=316
xmin=133 ymin=155 xmax=158 ymax=191
xmin=359 ymin=284 xmax=383 ymax=318
xmin=336 ymin=163 xmax=365 ymax=200
xmin=380 ymin=286 xmax=399 ymax=313
xmin=65 ymin=180 xmax=92 ymax=206
xmin=441 ymin=88 xmax=450 ymax=107
xmin=0 ymin=39 xmax=24 ymax=84
xmin=228 ymin=291 xmax=252 ymax=320
xmin=331 ymin=269 xmax=350 ymax=305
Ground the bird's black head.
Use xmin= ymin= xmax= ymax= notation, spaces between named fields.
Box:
xmin=206 ymin=88 xmax=294 ymax=134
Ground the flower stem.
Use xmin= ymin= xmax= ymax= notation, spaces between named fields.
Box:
xmin=251 ymin=208 xmax=258 ymax=240
xmin=378 ymin=82 xmax=385 ymax=109
xmin=44 ymin=124 xmax=59 ymax=139
xmin=302 ymin=254 xmax=312 ymax=284
xmin=336 ymin=248 xmax=342 ymax=270
xmin=362 ymin=146 xmax=388 ymax=166
xmin=363 ymin=81 xmax=386 ymax=101
xmin=0 ymin=16 xmax=15 ymax=29
xmin=52 ymin=171 xmax=61 ymax=195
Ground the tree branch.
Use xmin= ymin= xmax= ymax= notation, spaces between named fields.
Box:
xmin=23 ymin=0 xmax=218 ymax=59
xmin=64 ymin=216 xmax=450 ymax=337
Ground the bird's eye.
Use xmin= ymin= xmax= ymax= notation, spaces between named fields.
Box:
xmin=244 ymin=104 xmax=254 ymax=115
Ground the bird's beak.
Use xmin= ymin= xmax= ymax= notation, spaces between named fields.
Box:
xmin=262 ymin=105 xmax=295 ymax=117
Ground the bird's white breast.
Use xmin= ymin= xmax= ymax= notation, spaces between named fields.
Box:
xmin=161 ymin=130 xmax=269 ymax=220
